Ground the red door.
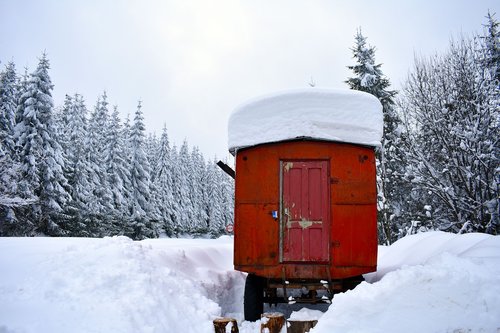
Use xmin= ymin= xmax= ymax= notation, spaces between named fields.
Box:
xmin=281 ymin=160 xmax=330 ymax=262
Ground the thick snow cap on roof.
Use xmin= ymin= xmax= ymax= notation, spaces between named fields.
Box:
xmin=228 ymin=88 xmax=383 ymax=154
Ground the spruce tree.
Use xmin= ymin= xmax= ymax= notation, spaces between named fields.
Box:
xmin=87 ymin=92 xmax=114 ymax=234
xmin=481 ymin=11 xmax=500 ymax=83
xmin=145 ymin=133 xmax=162 ymax=229
xmin=0 ymin=62 xmax=19 ymax=198
xmin=191 ymin=146 xmax=208 ymax=234
xmin=346 ymin=29 xmax=407 ymax=244
xmin=127 ymin=101 xmax=157 ymax=239
xmin=60 ymin=94 xmax=96 ymax=235
xmin=169 ymin=144 xmax=183 ymax=234
xmin=0 ymin=61 xmax=25 ymax=234
xmin=177 ymin=140 xmax=195 ymax=233
xmin=0 ymin=62 xmax=18 ymax=156
xmin=106 ymin=106 xmax=131 ymax=233
xmin=151 ymin=125 xmax=176 ymax=236
xmin=14 ymin=53 xmax=70 ymax=235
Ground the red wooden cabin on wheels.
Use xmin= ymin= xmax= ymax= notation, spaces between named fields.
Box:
xmin=225 ymin=89 xmax=383 ymax=321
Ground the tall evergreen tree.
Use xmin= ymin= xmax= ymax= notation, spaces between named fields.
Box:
xmin=169 ymin=144 xmax=183 ymax=234
xmin=191 ymin=146 xmax=208 ymax=234
xmin=0 ymin=61 xmax=25 ymax=234
xmin=0 ymin=62 xmax=18 ymax=156
xmin=87 ymin=92 xmax=114 ymax=233
xmin=346 ymin=29 xmax=407 ymax=244
xmin=106 ymin=105 xmax=131 ymax=232
xmin=481 ymin=11 xmax=500 ymax=83
xmin=127 ymin=101 xmax=157 ymax=239
xmin=177 ymin=140 xmax=195 ymax=233
xmin=151 ymin=125 xmax=176 ymax=236
xmin=14 ymin=53 xmax=70 ymax=235
xmin=60 ymin=94 xmax=97 ymax=235
xmin=145 ymin=132 xmax=162 ymax=229
xmin=0 ymin=62 xmax=19 ymax=198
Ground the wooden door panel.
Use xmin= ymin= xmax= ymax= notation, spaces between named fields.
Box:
xmin=281 ymin=160 xmax=329 ymax=262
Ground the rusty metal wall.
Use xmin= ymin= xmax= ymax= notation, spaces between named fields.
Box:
xmin=233 ymin=140 xmax=377 ymax=280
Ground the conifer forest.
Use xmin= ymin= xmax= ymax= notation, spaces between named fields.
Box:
xmin=0 ymin=55 xmax=234 ymax=239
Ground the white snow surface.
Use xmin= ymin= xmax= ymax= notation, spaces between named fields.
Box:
xmin=228 ymin=88 xmax=383 ymax=154
xmin=0 ymin=231 xmax=499 ymax=333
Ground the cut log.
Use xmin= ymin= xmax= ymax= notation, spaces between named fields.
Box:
xmin=287 ymin=320 xmax=318 ymax=333
xmin=261 ymin=312 xmax=285 ymax=333
xmin=213 ymin=317 xmax=239 ymax=333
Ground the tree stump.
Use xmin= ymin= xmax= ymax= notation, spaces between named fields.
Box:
xmin=213 ymin=317 xmax=239 ymax=333
xmin=261 ymin=312 xmax=285 ymax=333
xmin=287 ymin=320 xmax=318 ymax=333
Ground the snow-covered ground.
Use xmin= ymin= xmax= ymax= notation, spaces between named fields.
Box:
xmin=0 ymin=231 xmax=499 ymax=333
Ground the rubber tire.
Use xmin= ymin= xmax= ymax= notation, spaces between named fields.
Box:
xmin=244 ymin=274 xmax=265 ymax=321
xmin=343 ymin=275 xmax=365 ymax=291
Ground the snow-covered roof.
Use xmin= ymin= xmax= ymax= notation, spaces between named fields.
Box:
xmin=228 ymin=88 xmax=383 ymax=154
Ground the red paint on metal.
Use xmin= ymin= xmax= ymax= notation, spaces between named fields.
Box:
xmin=233 ymin=140 xmax=377 ymax=280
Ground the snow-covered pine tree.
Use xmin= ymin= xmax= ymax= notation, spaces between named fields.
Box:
xmin=190 ymin=146 xmax=209 ymax=234
xmin=87 ymin=92 xmax=114 ymax=234
xmin=346 ymin=29 xmax=407 ymax=244
xmin=145 ymin=132 xmax=162 ymax=229
xmin=169 ymin=144 xmax=183 ymax=234
xmin=0 ymin=62 xmax=18 ymax=157
xmin=56 ymin=94 xmax=74 ymax=193
xmin=481 ymin=11 xmax=500 ymax=83
xmin=401 ymin=30 xmax=499 ymax=234
xmin=14 ymin=53 xmax=70 ymax=235
xmin=0 ymin=61 xmax=27 ymax=234
xmin=176 ymin=140 xmax=195 ymax=234
xmin=58 ymin=94 xmax=98 ymax=235
xmin=127 ymin=101 xmax=158 ymax=239
xmin=118 ymin=113 xmax=134 ymax=229
xmin=149 ymin=126 xmax=176 ymax=235
xmin=106 ymin=106 xmax=131 ymax=234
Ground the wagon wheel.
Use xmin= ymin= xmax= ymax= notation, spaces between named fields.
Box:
xmin=244 ymin=274 xmax=266 ymax=321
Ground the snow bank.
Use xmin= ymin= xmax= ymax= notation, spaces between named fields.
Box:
xmin=0 ymin=236 xmax=245 ymax=333
xmin=312 ymin=231 xmax=500 ymax=333
xmin=228 ymin=88 xmax=383 ymax=154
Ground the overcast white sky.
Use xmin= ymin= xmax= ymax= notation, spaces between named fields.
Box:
xmin=1 ymin=0 xmax=499 ymax=160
